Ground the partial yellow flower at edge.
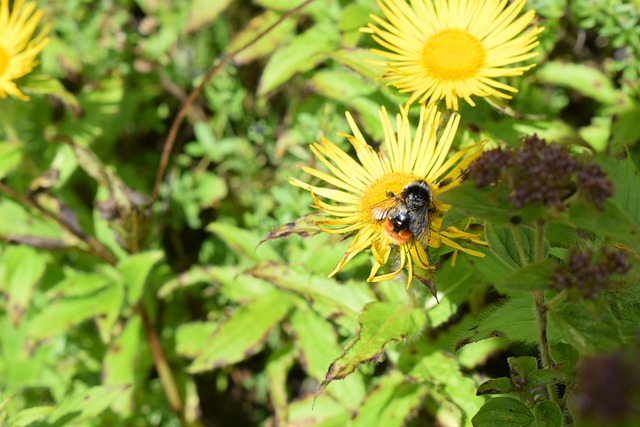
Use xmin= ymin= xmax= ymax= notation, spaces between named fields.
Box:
xmin=0 ymin=0 xmax=50 ymax=100
xmin=291 ymin=104 xmax=485 ymax=288
xmin=363 ymin=0 xmax=544 ymax=110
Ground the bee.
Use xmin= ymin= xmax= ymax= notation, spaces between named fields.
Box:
xmin=370 ymin=180 xmax=434 ymax=245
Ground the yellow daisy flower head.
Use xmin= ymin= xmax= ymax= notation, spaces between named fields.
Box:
xmin=364 ymin=0 xmax=544 ymax=110
xmin=291 ymin=104 xmax=485 ymax=288
xmin=0 ymin=0 xmax=49 ymax=100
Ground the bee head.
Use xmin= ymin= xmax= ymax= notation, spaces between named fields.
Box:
xmin=403 ymin=181 xmax=431 ymax=209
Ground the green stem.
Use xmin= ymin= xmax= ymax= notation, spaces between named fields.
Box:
xmin=531 ymin=220 xmax=558 ymax=403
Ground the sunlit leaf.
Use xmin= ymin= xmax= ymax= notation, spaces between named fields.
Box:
xmin=0 ymin=246 xmax=47 ymax=326
xmin=187 ymin=291 xmax=298 ymax=372
xmin=317 ymin=302 xmax=426 ymax=394
xmin=472 ymin=397 xmax=534 ymax=427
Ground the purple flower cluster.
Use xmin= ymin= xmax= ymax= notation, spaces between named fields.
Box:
xmin=465 ymin=135 xmax=613 ymax=211
xmin=550 ymin=248 xmax=630 ymax=299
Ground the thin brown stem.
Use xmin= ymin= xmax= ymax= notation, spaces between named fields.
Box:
xmin=0 ymin=181 xmax=117 ymax=265
xmin=138 ymin=301 xmax=184 ymax=419
xmin=151 ymin=0 xmax=318 ymax=201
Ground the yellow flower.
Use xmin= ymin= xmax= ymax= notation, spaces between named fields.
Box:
xmin=0 ymin=0 xmax=49 ymax=100
xmin=291 ymin=104 xmax=485 ymax=288
xmin=364 ymin=0 xmax=544 ymax=110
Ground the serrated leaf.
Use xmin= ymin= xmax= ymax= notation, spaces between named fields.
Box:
xmin=472 ymin=397 xmax=535 ymax=427
xmin=477 ymin=377 xmax=515 ymax=395
xmin=290 ymin=306 xmax=365 ymax=408
xmin=486 ymin=224 xmax=536 ymax=268
xmin=0 ymin=246 xmax=47 ymax=326
xmin=537 ymin=62 xmax=620 ymax=105
xmin=102 ymin=316 xmax=142 ymax=416
xmin=175 ymin=321 xmax=219 ymax=358
xmin=598 ymin=154 xmax=640 ymax=227
xmin=187 ymin=291 xmax=297 ymax=372
xmin=46 ymin=385 xmax=130 ymax=425
xmin=548 ymin=301 xmax=622 ymax=355
xmin=117 ymin=250 xmax=163 ymax=305
xmin=463 ymin=296 xmax=538 ymax=345
xmin=351 ymin=372 xmax=426 ymax=427
xmin=498 ymin=259 xmax=558 ymax=293
xmin=207 ymin=222 xmax=282 ymax=263
xmin=318 ymin=302 xmax=426 ymax=394
xmin=158 ymin=265 xmax=273 ymax=301
xmin=258 ymin=22 xmax=339 ymax=95
xmin=249 ymin=262 xmax=376 ymax=331
xmin=532 ymin=400 xmax=564 ymax=427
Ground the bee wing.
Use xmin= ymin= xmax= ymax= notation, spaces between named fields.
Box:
xmin=369 ymin=195 xmax=401 ymax=220
xmin=410 ymin=206 xmax=432 ymax=244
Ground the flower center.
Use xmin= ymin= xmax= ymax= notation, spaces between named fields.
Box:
xmin=360 ymin=172 xmax=424 ymax=219
xmin=421 ymin=29 xmax=486 ymax=81
xmin=0 ymin=46 xmax=8 ymax=76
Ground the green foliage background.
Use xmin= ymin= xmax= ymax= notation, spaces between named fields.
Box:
xmin=2 ymin=0 xmax=640 ymax=426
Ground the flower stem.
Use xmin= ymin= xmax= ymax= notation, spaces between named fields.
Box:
xmin=531 ymin=220 xmax=558 ymax=403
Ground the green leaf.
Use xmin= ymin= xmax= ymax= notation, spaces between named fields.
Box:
xmin=94 ymin=282 xmax=125 ymax=343
xmin=27 ymin=287 xmax=112 ymax=344
xmin=102 ymin=316 xmax=142 ymax=416
xmin=528 ymin=369 xmax=565 ymax=388
xmin=175 ymin=321 xmax=219 ymax=358
xmin=45 ymin=385 xmax=130 ymax=425
xmin=351 ymin=372 xmax=427 ymax=427
xmin=532 ymin=400 xmax=564 ymax=427
xmin=0 ymin=142 xmax=22 ymax=179
xmin=265 ymin=345 xmax=297 ymax=427
xmin=317 ymin=302 xmax=426 ymax=394
xmin=498 ymin=259 xmax=558 ymax=292
xmin=45 ymin=272 xmax=110 ymax=299
xmin=117 ymin=250 xmax=163 ymax=305
xmin=548 ymin=300 xmax=623 ymax=355
xmin=158 ymin=265 xmax=274 ymax=301
xmin=463 ymin=296 xmax=538 ymax=345
xmin=598 ymin=154 xmax=640 ymax=227
xmin=537 ymin=62 xmax=620 ymax=104
xmin=0 ymin=246 xmax=48 ymax=326
xmin=477 ymin=378 xmax=515 ymax=395
xmin=187 ymin=290 xmax=297 ymax=372
xmin=258 ymin=22 xmax=339 ymax=95
xmin=568 ymin=200 xmax=640 ymax=252
xmin=186 ymin=0 xmax=233 ymax=32
xmin=287 ymin=394 xmax=350 ymax=427
xmin=409 ymin=351 xmax=485 ymax=424
xmin=249 ymin=262 xmax=376 ymax=331
xmin=207 ymin=223 xmax=282 ymax=263
xmin=486 ymin=224 xmax=536 ymax=268
xmin=438 ymin=182 xmax=514 ymax=225
xmin=225 ymin=11 xmax=296 ymax=64
xmin=8 ymin=406 xmax=56 ymax=427
xmin=290 ymin=305 xmax=365 ymax=407
xmin=508 ymin=356 xmax=539 ymax=380
xmin=18 ymin=72 xmax=80 ymax=114
xmin=472 ymin=397 xmax=535 ymax=427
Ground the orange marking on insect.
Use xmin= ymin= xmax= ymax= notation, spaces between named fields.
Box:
xmin=383 ymin=218 xmax=413 ymax=244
